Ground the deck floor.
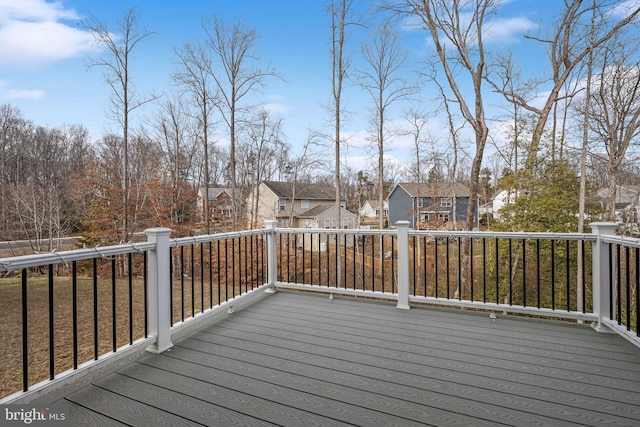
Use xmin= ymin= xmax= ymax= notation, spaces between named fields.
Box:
xmin=60 ymin=291 xmax=640 ymax=426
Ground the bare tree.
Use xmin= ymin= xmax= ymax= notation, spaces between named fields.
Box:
xmin=328 ymin=0 xmax=358 ymax=231
xmin=390 ymin=0 xmax=492 ymax=231
xmin=489 ymin=0 xmax=640 ymax=170
xmin=149 ymin=96 xmax=199 ymax=227
xmin=404 ymin=107 xmax=430 ymax=228
xmin=358 ymin=20 xmax=416 ymax=231
xmin=173 ymin=41 xmax=218 ymax=233
xmin=246 ymin=109 xmax=286 ymax=228
xmin=83 ymin=8 xmax=158 ymax=241
xmin=203 ymin=16 xmax=277 ymax=230
xmin=587 ymin=44 xmax=640 ymax=220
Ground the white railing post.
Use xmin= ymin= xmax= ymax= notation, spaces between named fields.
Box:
xmin=264 ymin=220 xmax=278 ymax=293
xmin=590 ymin=222 xmax=618 ymax=333
xmin=396 ymin=221 xmax=410 ymax=310
xmin=144 ymin=227 xmax=174 ymax=353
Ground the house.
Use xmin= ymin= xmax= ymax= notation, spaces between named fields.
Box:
xmin=196 ymin=187 xmax=233 ymax=222
xmin=492 ymin=189 xmax=528 ymax=220
xmin=387 ymin=182 xmax=477 ymax=229
xmin=360 ymin=200 xmax=388 ymax=220
xmin=594 ymin=184 xmax=640 ymax=228
xmin=246 ymin=181 xmax=354 ymax=228
xmin=297 ymin=204 xmax=358 ymax=229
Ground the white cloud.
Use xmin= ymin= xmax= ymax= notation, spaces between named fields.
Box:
xmin=5 ymin=88 xmax=46 ymax=99
xmin=608 ymin=0 xmax=640 ymax=18
xmin=483 ymin=16 xmax=537 ymax=44
xmin=0 ymin=0 xmax=96 ymax=67
xmin=262 ymin=102 xmax=289 ymax=114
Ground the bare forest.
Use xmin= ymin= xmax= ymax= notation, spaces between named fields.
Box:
xmin=2 ymin=0 xmax=640 ymax=253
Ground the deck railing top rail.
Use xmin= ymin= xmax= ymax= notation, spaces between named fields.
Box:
xmin=0 ymin=241 xmax=155 ymax=272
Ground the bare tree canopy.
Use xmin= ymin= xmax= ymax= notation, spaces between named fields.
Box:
xmin=488 ymin=0 xmax=640 ymax=170
xmin=203 ymin=15 xmax=278 ymax=230
xmin=82 ymin=8 xmax=158 ymax=241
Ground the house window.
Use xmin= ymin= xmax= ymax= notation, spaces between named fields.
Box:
xmin=342 ymin=218 xmax=349 ymax=229
xmin=279 ymin=199 xmax=286 ymax=211
xmin=324 ymin=219 xmax=333 ymax=229
xmin=441 ymin=197 xmax=453 ymax=208
xmin=301 ymin=199 xmax=309 ymax=209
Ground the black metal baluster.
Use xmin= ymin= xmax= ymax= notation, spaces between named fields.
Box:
xmin=551 ymin=240 xmax=556 ymax=311
xmin=232 ymin=238 xmax=236 ymax=298
xmin=353 ymin=235 xmax=357 ymax=290
xmin=581 ymin=240 xmax=586 ymax=313
xmin=93 ymin=258 xmax=98 ymax=359
xmin=111 ymin=257 xmax=116 ymax=352
xmin=457 ymin=237 xmax=462 ymax=300
xmin=128 ymin=253 xmax=133 ymax=345
xmin=73 ymin=261 xmax=78 ymax=368
xmin=446 ymin=237 xmax=450 ymax=299
xmin=329 ymin=234 xmax=333 ymax=287
xmin=392 ymin=236 xmax=396 ymax=294
xmin=201 ymin=242 xmax=204 ymax=313
xmin=217 ymin=240 xmax=222 ymax=304
xmin=412 ymin=236 xmax=416 ymax=296
xmin=423 ymin=236 xmax=427 ymax=297
xmin=625 ymin=246 xmax=630 ymax=330
xmin=180 ymin=246 xmax=185 ymax=322
xmin=22 ymin=268 xmax=28 ymax=392
xmin=609 ymin=244 xmax=614 ymax=319
xmin=617 ymin=244 xmax=622 ymax=324
xmin=536 ymin=239 xmax=541 ymax=309
xmin=494 ymin=238 xmax=499 ymax=304
xmin=144 ymin=252 xmax=148 ymax=338
xmin=381 ymin=235 xmax=385 ymax=293
xmin=245 ymin=235 xmax=249 ymax=292
xmin=361 ymin=235 xmax=365 ymax=291
xmin=169 ymin=247 xmax=174 ymax=326
xmin=470 ymin=238 xmax=474 ymax=302
xmin=252 ymin=235 xmax=256 ymax=289
xmin=434 ymin=237 xmax=439 ymax=298
xmin=482 ymin=238 xmax=486 ymax=303
xmin=508 ymin=238 xmax=513 ymax=305
xmin=294 ymin=234 xmax=298 ymax=284
xmin=287 ymin=233 xmax=291 ymax=283
xmin=635 ymin=247 xmax=639 ymax=336
xmin=209 ymin=241 xmax=213 ymax=307
xmin=522 ymin=239 xmax=526 ymax=308
xmin=318 ymin=234 xmax=322 ymax=286
xmin=371 ymin=234 xmax=375 ymax=293
xmin=302 ymin=233 xmax=306 ymax=285
xmin=225 ymin=240 xmax=229 ymax=301
xmin=566 ymin=240 xmax=570 ymax=312
xmin=48 ymin=264 xmax=54 ymax=380
xmin=277 ymin=234 xmax=281 ymax=282
xmin=335 ymin=234 xmax=339 ymax=288
xmin=191 ymin=244 xmax=195 ymax=316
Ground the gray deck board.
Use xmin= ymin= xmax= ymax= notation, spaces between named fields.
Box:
xmin=61 ymin=290 xmax=640 ymax=426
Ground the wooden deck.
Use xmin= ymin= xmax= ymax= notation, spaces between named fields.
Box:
xmin=57 ymin=290 xmax=640 ymax=426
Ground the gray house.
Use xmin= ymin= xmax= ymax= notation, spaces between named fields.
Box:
xmin=388 ymin=182 xmax=477 ymax=229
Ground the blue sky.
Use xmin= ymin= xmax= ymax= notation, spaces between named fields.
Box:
xmin=1 ymin=0 xmax=638 ymax=173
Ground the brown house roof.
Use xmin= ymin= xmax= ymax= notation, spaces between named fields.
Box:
xmin=397 ymin=182 xmax=472 ymax=198
xmin=263 ymin=181 xmax=337 ymax=200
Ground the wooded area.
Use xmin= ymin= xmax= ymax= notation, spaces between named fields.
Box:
xmin=2 ymin=0 xmax=640 ymax=252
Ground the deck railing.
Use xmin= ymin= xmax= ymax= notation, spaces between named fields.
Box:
xmin=0 ymin=220 xmax=638 ymax=403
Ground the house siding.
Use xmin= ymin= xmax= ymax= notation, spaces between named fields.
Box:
xmin=248 ymin=181 xmax=343 ymax=228
xmin=388 ymin=186 xmax=415 ymax=227
xmin=388 ymin=183 xmax=478 ymax=229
